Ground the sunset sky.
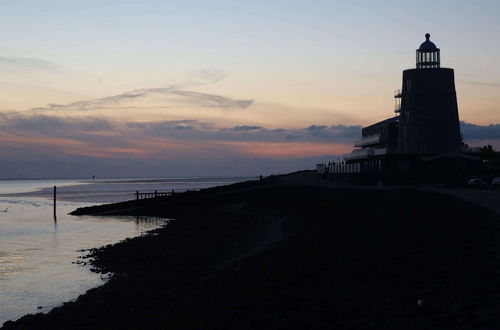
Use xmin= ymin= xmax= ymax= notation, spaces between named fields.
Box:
xmin=1 ymin=0 xmax=500 ymax=178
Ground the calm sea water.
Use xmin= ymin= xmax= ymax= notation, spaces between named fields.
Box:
xmin=0 ymin=177 xmax=247 ymax=326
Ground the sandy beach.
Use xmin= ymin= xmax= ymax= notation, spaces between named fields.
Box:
xmin=4 ymin=172 xmax=500 ymax=329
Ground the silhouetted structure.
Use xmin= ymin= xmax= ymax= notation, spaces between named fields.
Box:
xmin=333 ymin=34 xmax=480 ymax=182
xmin=398 ymin=34 xmax=462 ymax=154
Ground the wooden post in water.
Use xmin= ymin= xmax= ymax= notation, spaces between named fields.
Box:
xmin=53 ymin=185 xmax=57 ymax=220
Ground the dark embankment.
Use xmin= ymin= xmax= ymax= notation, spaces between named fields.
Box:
xmin=4 ymin=178 xmax=500 ymax=329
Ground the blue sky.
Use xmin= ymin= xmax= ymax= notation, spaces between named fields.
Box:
xmin=0 ymin=0 xmax=499 ymax=177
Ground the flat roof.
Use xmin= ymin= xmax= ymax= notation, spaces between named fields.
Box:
xmin=363 ymin=116 xmax=398 ymax=131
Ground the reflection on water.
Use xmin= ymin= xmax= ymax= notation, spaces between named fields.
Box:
xmin=0 ymin=177 xmax=245 ymax=326
xmin=0 ymin=196 xmax=167 ymax=326
xmin=135 ymin=216 xmax=170 ymax=228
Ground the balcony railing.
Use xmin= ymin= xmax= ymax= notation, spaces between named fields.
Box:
xmin=373 ymin=148 xmax=387 ymax=156
xmin=394 ymin=89 xmax=402 ymax=113
xmin=344 ymin=148 xmax=374 ymax=161
xmin=394 ymin=103 xmax=401 ymax=113
xmin=343 ymin=147 xmax=388 ymax=161
xmin=354 ymin=134 xmax=381 ymax=147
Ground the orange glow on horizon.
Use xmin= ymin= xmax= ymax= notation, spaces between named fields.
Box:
xmin=0 ymin=131 xmax=352 ymax=160
xmin=213 ymin=141 xmax=352 ymax=158
xmin=0 ymin=132 xmax=87 ymax=148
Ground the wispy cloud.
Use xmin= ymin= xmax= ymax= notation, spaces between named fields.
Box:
xmin=1 ymin=114 xmax=498 ymax=178
xmin=0 ymin=113 xmax=358 ymax=161
xmin=171 ymin=90 xmax=253 ymax=109
xmin=1 ymin=115 xmax=112 ymax=133
xmin=187 ymin=68 xmax=226 ymax=84
xmin=461 ymin=121 xmax=500 ymax=140
xmin=0 ymin=56 xmax=62 ymax=71
xmin=457 ymin=80 xmax=500 ymax=87
xmin=10 ymin=86 xmax=253 ymax=115
xmin=125 ymin=120 xmax=361 ymax=143
xmin=233 ymin=125 xmax=263 ymax=131
xmin=2 ymin=114 xmax=498 ymax=153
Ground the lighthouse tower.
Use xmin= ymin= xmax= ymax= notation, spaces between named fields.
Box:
xmin=341 ymin=33 xmax=478 ymax=180
xmin=396 ymin=33 xmax=462 ymax=154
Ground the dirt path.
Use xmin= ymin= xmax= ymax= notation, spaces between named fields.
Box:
xmin=281 ymin=171 xmax=500 ymax=217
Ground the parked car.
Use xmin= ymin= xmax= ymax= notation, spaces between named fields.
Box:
xmin=468 ymin=178 xmax=487 ymax=188
xmin=492 ymin=177 xmax=500 ymax=188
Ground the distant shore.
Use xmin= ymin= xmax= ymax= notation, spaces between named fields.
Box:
xmin=0 ymin=176 xmax=250 ymax=204
xmin=4 ymin=171 xmax=500 ymax=329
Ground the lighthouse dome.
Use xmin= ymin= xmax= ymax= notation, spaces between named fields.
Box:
xmin=419 ymin=33 xmax=438 ymax=52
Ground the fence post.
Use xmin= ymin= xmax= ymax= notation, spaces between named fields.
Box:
xmin=136 ymin=190 xmax=139 ymax=200
xmin=155 ymin=190 xmax=157 ymax=198
xmin=53 ymin=186 xmax=57 ymax=220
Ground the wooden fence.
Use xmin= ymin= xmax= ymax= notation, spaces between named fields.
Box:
xmin=135 ymin=189 xmax=196 ymax=200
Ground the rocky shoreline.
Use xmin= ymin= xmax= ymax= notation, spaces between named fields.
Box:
xmin=4 ymin=173 xmax=500 ymax=329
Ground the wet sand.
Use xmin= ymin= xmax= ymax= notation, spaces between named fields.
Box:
xmin=4 ymin=173 xmax=500 ymax=329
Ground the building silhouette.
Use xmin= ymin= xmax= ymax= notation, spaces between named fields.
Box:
xmin=333 ymin=34 xmax=479 ymax=180
xmin=398 ymin=33 xmax=462 ymax=155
